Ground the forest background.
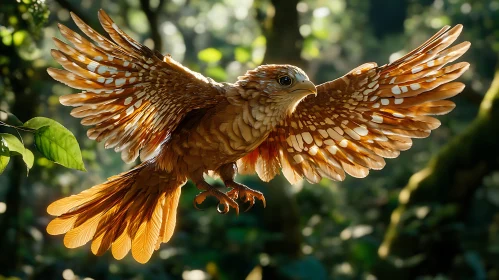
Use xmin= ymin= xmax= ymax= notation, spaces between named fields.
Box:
xmin=1 ymin=0 xmax=498 ymax=279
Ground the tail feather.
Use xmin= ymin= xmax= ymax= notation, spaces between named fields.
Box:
xmin=91 ymin=204 xmax=123 ymax=256
xmin=158 ymin=187 xmax=182 ymax=246
xmin=132 ymin=196 xmax=163 ymax=263
xmin=112 ymin=227 xmax=132 ymax=260
xmin=64 ymin=212 xmax=102 ymax=248
xmin=47 ymin=161 xmax=186 ymax=263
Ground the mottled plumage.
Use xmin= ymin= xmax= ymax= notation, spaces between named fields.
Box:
xmin=47 ymin=10 xmax=470 ymax=263
xmin=239 ymin=25 xmax=470 ymax=183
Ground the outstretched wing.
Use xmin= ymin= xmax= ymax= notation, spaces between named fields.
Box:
xmin=238 ymin=25 xmax=470 ymax=184
xmin=48 ymin=10 xmax=225 ymax=163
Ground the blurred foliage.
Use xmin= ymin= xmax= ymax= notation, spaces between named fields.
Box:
xmin=0 ymin=0 xmax=498 ymax=279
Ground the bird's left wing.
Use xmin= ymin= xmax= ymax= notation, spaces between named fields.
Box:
xmin=48 ymin=10 xmax=225 ymax=163
xmin=238 ymin=25 xmax=470 ymax=184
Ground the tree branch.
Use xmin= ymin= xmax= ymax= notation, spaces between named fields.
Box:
xmin=139 ymin=0 xmax=166 ymax=52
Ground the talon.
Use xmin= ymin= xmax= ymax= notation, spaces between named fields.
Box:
xmin=193 ymin=191 xmax=208 ymax=211
xmin=220 ymin=195 xmax=239 ymax=215
xmin=251 ymin=190 xmax=266 ymax=208
xmin=193 ymin=188 xmax=239 ymax=215
xmin=193 ymin=200 xmax=204 ymax=211
xmin=244 ymin=203 xmax=254 ymax=212
xmin=234 ymin=204 xmax=240 ymax=215
xmin=243 ymin=195 xmax=256 ymax=212
xmin=227 ymin=188 xmax=238 ymax=200
xmin=245 ymin=196 xmax=255 ymax=204
xmin=217 ymin=202 xmax=229 ymax=214
xmin=225 ymin=183 xmax=266 ymax=212
xmin=227 ymin=200 xmax=240 ymax=216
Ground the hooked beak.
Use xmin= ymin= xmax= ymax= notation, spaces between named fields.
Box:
xmin=290 ymin=80 xmax=317 ymax=96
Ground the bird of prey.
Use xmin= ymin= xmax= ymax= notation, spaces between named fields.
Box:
xmin=46 ymin=9 xmax=470 ymax=263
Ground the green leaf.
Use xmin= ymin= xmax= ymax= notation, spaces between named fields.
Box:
xmin=24 ymin=117 xmax=86 ymax=171
xmin=0 ymin=139 xmax=10 ymax=174
xmin=0 ymin=133 xmax=34 ymax=171
xmin=198 ymin=48 xmax=223 ymax=63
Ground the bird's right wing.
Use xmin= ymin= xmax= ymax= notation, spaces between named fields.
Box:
xmin=48 ymin=10 xmax=225 ymax=163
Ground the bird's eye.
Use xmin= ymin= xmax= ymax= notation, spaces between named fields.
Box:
xmin=278 ymin=76 xmax=293 ymax=86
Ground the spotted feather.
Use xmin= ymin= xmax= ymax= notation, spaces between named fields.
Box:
xmin=238 ymin=25 xmax=470 ymax=184
xmin=48 ymin=9 xmax=225 ymax=163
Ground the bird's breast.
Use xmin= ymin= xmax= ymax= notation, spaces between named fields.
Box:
xmin=168 ymin=102 xmax=273 ymax=172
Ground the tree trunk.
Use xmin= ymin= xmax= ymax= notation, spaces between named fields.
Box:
xmin=262 ymin=0 xmax=304 ymax=68
xmin=139 ymin=0 xmax=166 ymax=52
xmin=0 ymin=47 xmax=38 ymax=274
xmin=258 ymin=0 xmax=305 ymax=278
xmin=375 ymin=68 xmax=499 ymax=279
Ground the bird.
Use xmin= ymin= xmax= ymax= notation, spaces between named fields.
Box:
xmin=46 ymin=9 xmax=470 ymax=263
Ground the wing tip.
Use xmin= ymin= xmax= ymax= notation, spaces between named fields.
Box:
xmin=69 ymin=11 xmax=79 ymax=23
xmin=56 ymin=22 xmax=64 ymax=32
xmin=70 ymin=11 xmax=86 ymax=27
xmin=461 ymin=61 xmax=471 ymax=72
xmin=97 ymin=8 xmax=113 ymax=25
xmin=47 ymin=67 xmax=59 ymax=78
xmin=461 ymin=41 xmax=471 ymax=52
xmin=450 ymin=23 xmax=464 ymax=34
xmin=50 ymin=49 xmax=59 ymax=59
xmin=59 ymin=94 xmax=77 ymax=106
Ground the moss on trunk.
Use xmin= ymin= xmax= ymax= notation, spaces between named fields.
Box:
xmin=375 ymin=69 xmax=499 ymax=278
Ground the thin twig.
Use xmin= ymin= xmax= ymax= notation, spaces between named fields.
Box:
xmin=0 ymin=121 xmax=36 ymax=133
xmin=0 ymin=122 xmax=32 ymax=146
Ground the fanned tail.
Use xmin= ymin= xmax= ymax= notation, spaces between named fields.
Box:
xmin=46 ymin=161 xmax=186 ymax=263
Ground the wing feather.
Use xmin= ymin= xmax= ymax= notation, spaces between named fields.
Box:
xmin=48 ymin=10 xmax=225 ymax=163
xmin=238 ymin=25 xmax=470 ymax=183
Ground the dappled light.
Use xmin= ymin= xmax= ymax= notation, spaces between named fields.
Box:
xmin=0 ymin=0 xmax=498 ymax=279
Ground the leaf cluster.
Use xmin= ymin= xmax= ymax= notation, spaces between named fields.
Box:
xmin=0 ymin=113 xmax=85 ymax=175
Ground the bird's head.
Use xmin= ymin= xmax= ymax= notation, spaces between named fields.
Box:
xmin=236 ymin=64 xmax=317 ymax=116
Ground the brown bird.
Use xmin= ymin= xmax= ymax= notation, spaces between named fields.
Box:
xmin=46 ymin=9 xmax=470 ymax=263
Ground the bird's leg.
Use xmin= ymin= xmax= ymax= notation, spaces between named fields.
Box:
xmin=191 ymin=170 xmax=239 ymax=214
xmin=219 ymin=163 xmax=266 ymax=212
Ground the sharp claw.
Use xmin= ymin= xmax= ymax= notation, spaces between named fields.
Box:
xmin=244 ymin=203 xmax=254 ymax=212
xmin=194 ymin=189 xmax=240 ymax=215
xmin=217 ymin=203 xmax=229 ymax=214
xmin=193 ymin=192 xmax=207 ymax=211
xmin=225 ymin=184 xmax=266 ymax=212
xmin=227 ymin=189 xmax=238 ymax=200
xmin=193 ymin=200 xmax=205 ymax=211
xmin=234 ymin=204 xmax=240 ymax=216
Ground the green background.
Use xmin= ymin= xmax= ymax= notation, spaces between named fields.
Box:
xmin=1 ymin=0 xmax=498 ymax=279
